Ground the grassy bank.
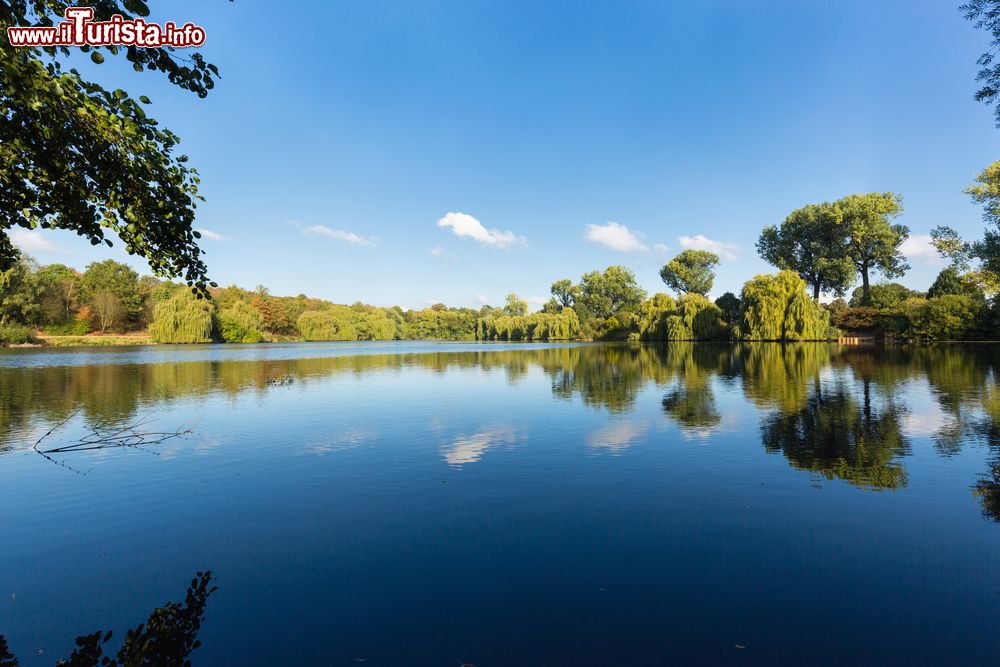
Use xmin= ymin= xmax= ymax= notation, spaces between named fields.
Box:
xmin=37 ymin=334 xmax=154 ymax=347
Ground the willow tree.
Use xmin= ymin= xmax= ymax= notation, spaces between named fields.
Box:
xmin=218 ymin=301 xmax=265 ymax=343
xmin=739 ymin=270 xmax=833 ymax=341
xmin=148 ymin=291 xmax=214 ymax=343
xmin=1 ymin=1 xmax=225 ymax=293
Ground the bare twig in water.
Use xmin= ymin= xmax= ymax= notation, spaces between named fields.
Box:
xmin=32 ymin=410 xmax=194 ymax=474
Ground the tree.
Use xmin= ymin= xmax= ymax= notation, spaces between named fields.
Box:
xmin=963 ymin=0 xmax=1000 ymax=126
xmin=148 ymin=291 xmax=215 ymax=343
xmin=848 ymin=282 xmax=918 ymax=310
xmin=35 ymin=263 xmax=80 ymax=322
xmin=836 ymin=193 xmax=909 ymax=303
xmin=658 ymin=249 xmax=719 ymax=296
xmin=757 ymin=203 xmax=855 ymax=299
xmin=550 ymin=279 xmax=577 ymax=308
xmin=0 ymin=1 xmax=223 ymax=293
xmin=91 ymin=291 xmax=126 ymax=332
xmin=577 ymin=266 xmax=647 ymax=319
xmin=504 ymin=293 xmax=528 ymax=316
xmin=964 ymin=160 xmax=1000 ymax=277
xmin=0 ymin=255 xmax=40 ymax=325
xmin=82 ymin=260 xmax=142 ymax=324
xmin=738 ymin=271 xmax=834 ymax=341
xmin=930 ymin=225 xmax=972 ymax=271
xmin=218 ymin=301 xmax=265 ymax=343
xmin=927 ymin=267 xmax=983 ymax=299
xmin=714 ymin=292 xmax=741 ymax=323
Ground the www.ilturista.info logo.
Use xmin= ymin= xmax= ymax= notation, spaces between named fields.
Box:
xmin=6 ymin=6 xmax=205 ymax=48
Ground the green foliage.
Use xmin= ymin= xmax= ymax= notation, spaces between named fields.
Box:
xmin=218 ymin=301 xmax=266 ymax=343
xmin=834 ymin=306 xmax=879 ymax=331
xmin=43 ymin=319 xmax=91 ymax=336
xmin=148 ymin=292 xmax=215 ymax=343
xmin=297 ymin=308 xmax=358 ymax=341
xmin=738 ymin=271 xmax=835 ymax=341
xmin=930 ymin=225 xmax=972 ymax=271
xmin=478 ymin=308 xmax=580 ymax=341
xmin=965 ymin=160 xmax=1000 ymax=278
xmin=714 ymin=292 xmax=741 ymax=323
xmin=576 ymin=266 xmax=646 ymax=319
xmin=758 ymin=203 xmax=855 ymax=299
xmin=636 ymin=293 xmax=677 ymax=340
xmin=676 ymin=294 xmax=725 ymax=340
xmin=836 ymin=192 xmax=909 ymax=301
xmin=965 ymin=1 xmax=1000 ymax=126
xmin=35 ymin=263 xmax=80 ymax=323
xmin=0 ymin=323 xmax=33 ymax=345
xmin=631 ymin=293 xmax=725 ymax=341
xmin=0 ymin=1 xmax=221 ymax=292
xmin=906 ymin=295 xmax=986 ymax=341
xmin=550 ymin=279 xmax=577 ymax=307
xmin=82 ymin=260 xmax=142 ymax=323
xmin=504 ymin=293 xmax=528 ymax=316
xmin=0 ymin=256 xmax=41 ymax=325
xmin=404 ymin=308 xmax=477 ymax=340
xmin=927 ymin=267 xmax=984 ymax=299
xmin=658 ymin=250 xmax=719 ymax=296
xmin=849 ymin=282 xmax=918 ymax=310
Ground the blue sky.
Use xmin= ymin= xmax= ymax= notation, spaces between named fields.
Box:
xmin=13 ymin=0 xmax=1000 ymax=309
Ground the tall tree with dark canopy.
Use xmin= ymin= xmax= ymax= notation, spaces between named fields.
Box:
xmin=757 ymin=203 xmax=855 ymax=300
xmin=836 ymin=192 xmax=909 ymax=304
xmin=0 ymin=1 xmax=225 ymax=294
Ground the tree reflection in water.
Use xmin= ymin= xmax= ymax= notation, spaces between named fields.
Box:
xmin=1 ymin=343 xmax=999 ymax=517
xmin=0 ymin=571 xmax=215 ymax=667
xmin=760 ymin=379 xmax=909 ymax=489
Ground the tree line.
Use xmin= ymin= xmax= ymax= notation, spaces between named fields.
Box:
xmin=2 ymin=165 xmax=999 ymax=345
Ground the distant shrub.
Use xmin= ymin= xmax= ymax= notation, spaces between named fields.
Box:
xmin=849 ymin=282 xmax=919 ymax=309
xmin=148 ymin=292 xmax=215 ymax=343
xmin=0 ymin=324 xmax=34 ymax=345
xmin=217 ymin=301 xmax=266 ymax=343
xmin=835 ymin=306 xmax=879 ymax=331
xmin=739 ymin=271 xmax=834 ymax=341
xmin=43 ymin=318 xmax=91 ymax=336
xmin=909 ymin=294 xmax=985 ymax=340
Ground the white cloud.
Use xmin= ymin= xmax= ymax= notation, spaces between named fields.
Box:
xmin=473 ymin=293 xmax=491 ymax=305
xmin=901 ymin=234 xmax=944 ymax=267
xmin=678 ymin=234 xmax=740 ymax=261
xmin=437 ymin=212 xmax=526 ymax=248
xmin=526 ymin=296 xmax=548 ymax=310
xmin=429 ymin=245 xmax=456 ymax=260
xmin=194 ymin=228 xmax=233 ymax=242
xmin=303 ymin=225 xmax=379 ymax=247
xmin=653 ymin=242 xmax=671 ymax=258
xmin=10 ymin=229 xmax=66 ymax=254
xmin=587 ymin=421 xmax=650 ymax=453
xmin=441 ymin=426 xmax=519 ymax=466
xmin=584 ymin=221 xmax=649 ymax=252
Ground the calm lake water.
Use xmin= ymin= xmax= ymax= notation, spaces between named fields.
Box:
xmin=1 ymin=342 xmax=998 ymax=665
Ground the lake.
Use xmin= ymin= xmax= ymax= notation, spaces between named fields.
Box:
xmin=0 ymin=342 xmax=998 ymax=665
